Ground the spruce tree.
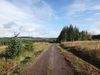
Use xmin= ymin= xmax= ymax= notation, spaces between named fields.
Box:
xmin=5 ymin=33 xmax=22 ymax=59
xmin=74 ymin=26 xmax=79 ymax=41
xmin=56 ymin=24 xmax=92 ymax=43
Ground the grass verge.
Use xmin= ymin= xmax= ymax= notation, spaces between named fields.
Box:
xmin=61 ymin=41 xmax=100 ymax=69
xmin=0 ymin=42 xmax=51 ymax=75
xmin=57 ymin=44 xmax=100 ymax=75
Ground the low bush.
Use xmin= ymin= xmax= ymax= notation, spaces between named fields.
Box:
xmin=5 ymin=37 xmax=22 ymax=59
xmin=24 ymin=41 xmax=34 ymax=52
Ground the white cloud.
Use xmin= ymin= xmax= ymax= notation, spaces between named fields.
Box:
xmin=64 ymin=0 xmax=100 ymax=35
xmin=88 ymin=22 xmax=100 ymax=34
xmin=32 ymin=0 xmax=54 ymax=18
xmin=66 ymin=0 xmax=100 ymax=16
xmin=25 ymin=28 xmax=36 ymax=32
xmin=88 ymin=28 xmax=100 ymax=35
xmin=66 ymin=0 xmax=88 ymax=15
xmin=95 ymin=22 xmax=100 ymax=28
xmin=82 ymin=18 xmax=95 ymax=22
xmin=95 ymin=13 xmax=100 ymax=15
xmin=91 ymin=5 xmax=100 ymax=10
xmin=0 ymin=0 xmax=55 ymax=37
xmin=3 ymin=21 xmax=17 ymax=28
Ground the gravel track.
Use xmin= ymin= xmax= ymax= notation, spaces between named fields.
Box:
xmin=24 ymin=44 xmax=74 ymax=75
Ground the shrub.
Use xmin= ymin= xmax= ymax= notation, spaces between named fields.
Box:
xmin=5 ymin=34 xmax=22 ymax=59
xmin=24 ymin=41 xmax=34 ymax=52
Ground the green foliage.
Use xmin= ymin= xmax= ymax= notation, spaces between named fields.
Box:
xmin=56 ymin=24 xmax=92 ymax=42
xmin=5 ymin=37 xmax=22 ymax=59
xmin=5 ymin=33 xmax=22 ymax=59
xmin=24 ymin=41 xmax=34 ymax=52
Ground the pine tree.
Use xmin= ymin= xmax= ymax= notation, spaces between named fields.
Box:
xmin=5 ymin=33 xmax=22 ymax=59
xmin=74 ymin=26 xmax=79 ymax=41
xmin=56 ymin=24 xmax=92 ymax=43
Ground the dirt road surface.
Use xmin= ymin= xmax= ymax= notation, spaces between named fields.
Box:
xmin=24 ymin=44 xmax=74 ymax=75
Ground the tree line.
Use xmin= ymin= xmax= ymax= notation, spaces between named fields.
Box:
xmin=92 ymin=35 xmax=100 ymax=40
xmin=56 ymin=24 xmax=92 ymax=43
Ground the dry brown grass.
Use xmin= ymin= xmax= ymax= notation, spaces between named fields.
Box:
xmin=62 ymin=41 xmax=100 ymax=58
xmin=34 ymin=42 xmax=50 ymax=51
xmin=0 ymin=46 xmax=7 ymax=54
xmin=0 ymin=42 xmax=51 ymax=75
xmin=62 ymin=41 xmax=100 ymax=51
xmin=61 ymin=41 xmax=100 ymax=69
xmin=57 ymin=44 xmax=100 ymax=75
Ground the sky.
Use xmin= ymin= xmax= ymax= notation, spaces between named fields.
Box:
xmin=0 ymin=0 xmax=100 ymax=37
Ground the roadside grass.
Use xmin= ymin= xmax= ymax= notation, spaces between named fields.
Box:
xmin=57 ymin=44 xmax=100 ymax=75
xmin=0 ymin=42 xmax=51 ymax=75
xmin=0 ymin=46 xmax=6 ymax=54
xmin=61 ymin=41 xmax=100 ymax=69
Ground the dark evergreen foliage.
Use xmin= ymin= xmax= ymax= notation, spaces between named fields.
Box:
xmin=56 ymin=24 xmax=92 ymax=42
xmin=92 ymin=35 xmax=100 ymax=40
xmin=5 ymin=37 xmax=22 ymax=59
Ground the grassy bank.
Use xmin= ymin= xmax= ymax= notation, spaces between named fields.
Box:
xmin=0 ymin=42 xmax=51 ymax=75
xmin=60 ymin=41 xmax=100 ymax=69
xmin=57 ymin=44 xmax=100 ymax=75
